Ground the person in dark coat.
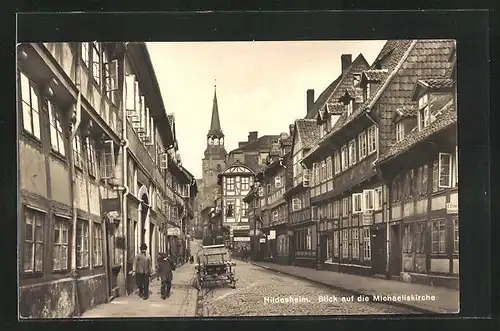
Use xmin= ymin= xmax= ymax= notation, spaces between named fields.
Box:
xmin=156 ymin=253 xmax=175 ymax=299
xmin=134 ymin=243 xmax=152 ymax=300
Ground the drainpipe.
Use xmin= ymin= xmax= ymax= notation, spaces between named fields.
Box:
xmin=121 ymin=79 xmax=129 ymax=294
xmin=69 ymin=91 xmax=82 ymax=316
xmin=365 ymin=112 xmax=389 ymax=277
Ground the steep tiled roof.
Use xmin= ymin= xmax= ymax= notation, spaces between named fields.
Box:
xmin=327 ymin=103 xmax=345 ymax=115
xmin=296 ymin=119 xmax=321 ymax=149
xmin=417 ymin=78 xmax=454 ymax=89
xmin=378 ymin=100 xmax=456 ymax=163
xmin=363 ymin=69 xmax=389 ymax=82
xmin=395 ymin=106 xmax=417 ymax=117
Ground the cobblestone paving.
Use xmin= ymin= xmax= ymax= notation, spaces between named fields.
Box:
xmin=200 ymin=262 xmax=418 ymax=316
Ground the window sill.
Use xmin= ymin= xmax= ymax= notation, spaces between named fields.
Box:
xmin=21 ymin=130 xmax=42 ymax=147
xmin=50 ymin=150 xmax=67 ymax=164
xmin=21 ymin=271 xmax=44 ymax=279
xmin=93 ymin=264 xmax=104 ymax=268
xmin=77 ymin=266 xmax=90 ymax=270
xmin=52 ymin=269 xmax=70 ymax=274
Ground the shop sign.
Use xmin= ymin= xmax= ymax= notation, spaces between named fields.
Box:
xmin=446 ymin=203 xmax=458 ymax=214
xmin=269 ymin=230 xmax=276 ymax=240
xmin=233 ymin=225 xmax=250 ymax=230
xmin=233 ymin=237 xmax=251 ymax=242
xmin=167 ymin=228 xmax=180 ymax=236
xmin=362 ymin=211 xmax=374 ymax=225
xmin=259 ymin=238 xmax=266 ymax=243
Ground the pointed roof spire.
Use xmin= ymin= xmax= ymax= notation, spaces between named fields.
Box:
xmin=208 ymin=81 xmax=223 ymax=137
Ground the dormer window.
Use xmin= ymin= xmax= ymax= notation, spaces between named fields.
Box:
xmin=364 ymin=83 xmax=371 ymax=102
xmin=396 ymin=122 xmax=405 ymax=142
xmin=353 ymin=74 xmax=363 ymax=103
xmin=347 ymin=100 xmax=353 ymax=117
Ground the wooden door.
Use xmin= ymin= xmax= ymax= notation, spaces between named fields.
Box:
xmin=371 ymin=226 xmax=387 ymax=274
xmin=390 ymin=223 xmax=402 ymax=275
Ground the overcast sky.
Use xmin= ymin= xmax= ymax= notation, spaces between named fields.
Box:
xmin=146 ymin=40 xmax=386 ymax=179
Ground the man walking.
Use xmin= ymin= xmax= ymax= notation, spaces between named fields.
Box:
xmin=156 ymin=253 xmax=175 ymax=299
xmin=134 ymin=243 xmax=152 ymax=300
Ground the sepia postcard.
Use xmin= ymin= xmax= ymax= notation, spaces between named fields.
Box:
xmin=17 ymin=39 xmax=459 ymax=319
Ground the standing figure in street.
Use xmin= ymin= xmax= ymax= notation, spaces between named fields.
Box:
xmin=134 ymin=243 xmax=152 ymax=300
xmin=156 ymin=253 xmax=176 ymax=299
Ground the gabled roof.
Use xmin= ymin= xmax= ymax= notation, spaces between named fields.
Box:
xmin=291 ymin=118 xmax=321 ymax=156
xmin=361 ymin=69 xmax=389 ymax=83
xmin=412 ymin=78 xmax=455 ymax=101
xmin=394 ymin=106 xmax=418 ymax=119
xmin=230 ymin=135 xmax=280 ymax=153
xmin=378 ymin=99 xmax=456 ymax=164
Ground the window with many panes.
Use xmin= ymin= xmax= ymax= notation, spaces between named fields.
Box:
xmin=92 ymin=42 xmax=101 ymax=85
xmin=341 ymin=145 xmax=348 ymax=171
xmin=352 ymin=229 xmax=359 ymax=259
xmin=76 ymin=220 xmax=89 ymax=268
xmin=453 ymin=218 xmax=459 ymax=253
xmin=431 ymin=219 xmax=446 ymax=254
xmin=334 ymin=151 xmax=340 ymax=175
xmin=81 ymin=42 xmax=90 ymax=67
xmin=352 ymin=193 xmax=362 ymax=213
xmin=85 ymin=137 xmax=97 ymax=177
xmin=438 ymin=153 xmax=452 ymax=188
xmin=333 ymin=200 xmax=340 ymax=218
xmin=396 ymin=122 xmax=405 ymax=142
xmin=414 ymin=221 xmax=426 ymax=254
xmin=241 ymin=177 xmax=250 ymax=191
xmin=19 ymin=72 xmax=41 ymax=139
xmin=367 ymin=125 xmax=377 ymax=154
xmin=348 ymin=139 xmax=356 ymax=166
xmin=226 ymin=200 xmax=235 ymax=217
xmin=46 ymin=99 xmax=66 ymax=156
xmin=53 ymin=216 xmax=69 ymax=271
xmin=342 ymin=230 xmax=349 ymax=258
xmin=363 ymin=228 xmax=371 ymax=260
xmin=326 ymin=156 xmax=333 ymax=179
xmin=73 ymin=130 xmax=83 ymax=169
xmin=23 ymin=208 xmax=44 ymax=273
xmin=358 ymin=131 xmax=367 ymax=160
xmin=333 ymin=231 xmax=339 ymax=257
xmin=93 ymin=222 xmax=104 ymax=266
xmin=226 ymin=177 xmax=235 ymax=191
xmin=241 ymin=202 xmax=248 ymax=217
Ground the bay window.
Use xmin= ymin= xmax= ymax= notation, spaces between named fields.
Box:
xmin=367 ymin=125 xmax=377 ymax=154
xmin=358 ymin=131 xmax=367 ymax=160
xmin=348 ymin=139 xmax=356 ymax=166
xmin=19 ymin=72 xmax=41 ymax=139
xmin=53 ymin=216 xmax=69 ymax=271
xmin=47 ymin=99 xmax=65 ymax=156
xmin=23 ymin=207 xmax=44 ymax=273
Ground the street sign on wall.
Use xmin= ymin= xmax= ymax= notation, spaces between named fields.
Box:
xmin=269 ymin=230 xmax=276 ymax=240
xmin=446 ymin=203 xmax=458 ymax=214
xmin=167 ymin=228 xmax=181 ymax=236
xmin=362 ymin=211 xmax=374 ymax=225
xmin=233 ymin=225 xmax=250 ymax=230
xmin=233 ymin=236 xmax=250 ymax=242
xmin=259 ymin=238 xmax=266 ymax=243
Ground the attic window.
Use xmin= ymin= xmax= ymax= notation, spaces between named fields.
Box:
xmin=418 ymin=92 xmax=451 ymax=131
xmin=364 ymin=83 xmax=371 ymax=102
xmin=346 ymin=100 xmax=353 ymax=117
xmin=396 ymin=122 xmax=405 ymax=142
xmin=353 ymin=74 xmax=363 ymax=103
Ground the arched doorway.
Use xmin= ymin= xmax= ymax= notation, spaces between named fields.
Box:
xmin=140 ymin=193 xmax=149 ymax=247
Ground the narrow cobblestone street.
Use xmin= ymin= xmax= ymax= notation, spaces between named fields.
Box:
xmin=199 ymin=261 xmax=418 ymax=316
xmin=81 ymin=256 xmax=199 ymax=318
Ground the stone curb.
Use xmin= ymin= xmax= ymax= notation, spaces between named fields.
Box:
xmin=250 ymin=262 xmax=442 ymax=314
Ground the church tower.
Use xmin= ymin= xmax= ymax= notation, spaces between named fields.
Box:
xmin=202 ymin=84 xmax=227 ymax=189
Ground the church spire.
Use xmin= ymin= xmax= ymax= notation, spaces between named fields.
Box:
xmin=208 ymin=82 xmax=223 ymax=137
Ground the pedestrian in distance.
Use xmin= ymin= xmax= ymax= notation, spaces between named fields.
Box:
xmin=156 ymin=253 xmax=176 ymax=299
xmin=134 ymin=243 xmax=152 ymax=300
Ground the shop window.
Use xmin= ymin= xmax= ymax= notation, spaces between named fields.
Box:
xmin=19 ymin=72 xmax=41 ymax=140
xmin=76 ymin=219 xmax=89 ymax=268
xmin=93 ymin=222 xmax=104 ymax=266
xmin=47 ymin=99 xmax=65 ymax=156
xmin=53 ymin=216 xmax=70 ymax=271
xmin=23 ymin=207 xmax=44 ymax=273
xmin=431 ymin=219 xmax=446 ymax=254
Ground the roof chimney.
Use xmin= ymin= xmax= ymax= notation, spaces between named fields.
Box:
xmin=289 ymin=124 xmax=295 ymax=137
xmin=307 ymin=89 xmax=315 ymax=113
xmin=248 ymin=131 xmax=258 ymax=142
xmin=341 ymin=54 xmax=352 ymax=74
xmin=238 ymin=142 xmax=248 ymax=148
